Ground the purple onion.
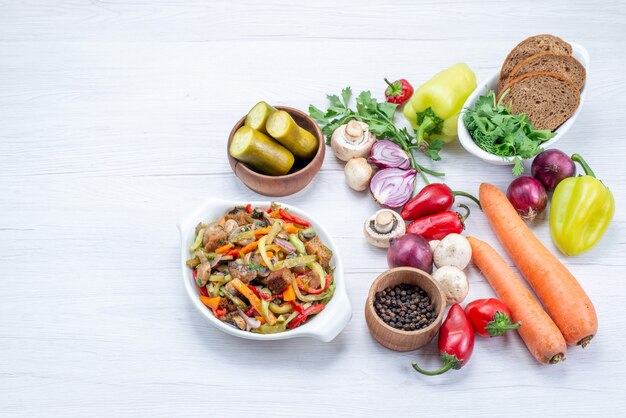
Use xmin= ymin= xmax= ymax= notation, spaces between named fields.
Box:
xmin=531 ymin=149 xmax=576 ymax=192
xmin=368 ymin=140 xmax=411 ymax=169
xmin=369 ymin=167 xmax=416 ymax=208
xmin=387 ymin=233 xmax=433 ymax=273
xmin=274 ymin=238 xmax=296 ymax=253
xmin=506 ymin=176 xmax=548 ymax=222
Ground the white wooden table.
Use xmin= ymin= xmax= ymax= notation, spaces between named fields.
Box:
xmin=2 ymin=1 xmax=625 ymax=416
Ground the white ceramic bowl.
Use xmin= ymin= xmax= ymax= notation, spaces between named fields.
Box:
xmin=458 ymin=41 xmax=589 ymax=165
xmin=177 ymin=199 xmax=352 ymax=342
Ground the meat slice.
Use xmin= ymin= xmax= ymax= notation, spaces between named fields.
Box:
xmin=218 ymin=297 xmax=238 ymax=313
xmin=203 ymin=223 xmax=228 ymax=252
xmin=267 ymin=268 xmax=292 ymax=294
xmin=228 ymin=261 xmax=258 ymax=284
xmin=303 ymin=236 xmax=332 ymax=268
xmin=226 ymin=207 xmax=249 ymax=226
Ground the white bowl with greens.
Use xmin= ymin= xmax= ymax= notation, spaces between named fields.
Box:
xmin=458 ymin=42 xmax=589 ymax=173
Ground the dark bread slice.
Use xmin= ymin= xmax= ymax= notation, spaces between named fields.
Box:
xmin=498 ymin=35 xmax=572 ymax=93
xmin=509 ymin=53 xmax=586 ymax=91
xmin=497 ymin=71 xmax=580 ymax=131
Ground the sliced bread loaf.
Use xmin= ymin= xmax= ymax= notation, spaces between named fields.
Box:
xmin=497 ymin=72 xmax=580 ymax=131
xmin=509 ymin=53 xmax=586 ymax=90
xmin=498 ymin=35 xmax=572 ymax=93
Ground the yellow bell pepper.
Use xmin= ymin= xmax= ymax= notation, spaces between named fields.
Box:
xmin=550 ymin=154 xmax=615 ymax=256
xmin=403 ymin=63 xmax=476 ymax=147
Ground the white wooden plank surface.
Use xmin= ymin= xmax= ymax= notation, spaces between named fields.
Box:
xmin=1 ymin=1 xmax=625 ymax=417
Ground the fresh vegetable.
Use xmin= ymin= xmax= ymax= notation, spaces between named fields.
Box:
xmin=364 ymin=209 xmax=406 ymax=248
xmin=401 ymin=183 xmax=480 ymax=221
xmin=479 ymin=183 xmax=597 ymax=347
xmin=244 ymin=101 xmax=277 ymax=135
xmin=282 ymin=284 xmax=296 ymax=302
xmin=368 ymin=140 xmax=411 ymax=169
xmin=266 ymin=110 xmax=318 ymax=159
xmin=231 ymin=278 xmax=277 ymax=326
xmin=550 ymin=154 xmax=615 ymax=256
xmin=387 ymin=233 xmax=433 ymax=273
xmin=506 ymin=176 xmax=548 ymax=222
xmin=229 ymin=126 xmax=295 ymax=176
xmin=433 ymin=266 xmax=468 ymax=305
xmin=462 ymin=90 xmax=554 ymax=175
xmin=288 ymin=304 xmax=325 ymax=330
xmin=428 ymin=240 xmax=440 ymax=253
xmin=412 ymin=304 xmax=474 ymax=376
xmin=298 ymin=274 xmax=332 ymax=295
xmin=344 ymin=157 xmax=374 ymax=191
xmin=200 ymin=296 xmax=221 ymax=311
xmin=531 ymin=149 xmax=576 ymax=191
xmin=369 ymin=168 xmax=417 ymax=208
xmin=309 ymin=87 xmax=446 ymax=179
xmin=330 ymin=120 xmax=376 ymax=161
xmin=406 ymin=204 xmax=470 ymax=240
xmin=383 ymin=78 xmax=414 ymax=105
xmin=403 ymin=63 xmax=477 ymax=159
xmin=467 ymin=237 xmax=566 ymax=363
xmin=465 ymin=298 xmax=521 ymax=337
xmin=432 ymin=233 xmax=471 ymax=270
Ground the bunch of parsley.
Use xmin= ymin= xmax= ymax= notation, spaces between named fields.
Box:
xmin=463 ymin=90 xmax=554 ymax=175
xmin=308 ymin=88 xmax=445 ymax=181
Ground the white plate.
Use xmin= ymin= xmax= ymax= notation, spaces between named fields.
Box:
xmin=458 ymin=41 xmax=589 ymax=165
xmin=177 ymin=200 xmax=352 ymax=342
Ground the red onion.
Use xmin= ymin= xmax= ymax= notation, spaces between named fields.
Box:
xmin=531 ymin=149 xmax=576 ymax=192
xmin=387 ymin=233 xmax=433 ymax=273
xmin=274 ymin=238 xmax=296 ymax=253
xmin=506 ymin=176 xmax=548 ymax=222
xmin=368 ymin=140 xmax=411 ymax=169
xmin=370 ymin=168 xmax=416 ymax=208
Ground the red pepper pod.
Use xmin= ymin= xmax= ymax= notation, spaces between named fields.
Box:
xmin=465 ymin=298 xmax=521 ymax=337
xmin=406 ymin=204 xmax=470 ymax=240
xmin=413 ymin=304 xmax=474 ymax=376
xmin=384 ymin=78 xmax=414 ymax=105
xmin=278 ymin=208 xmax=310 ymax=227
xmin=401 ymin=183 xmax=455 ymax=220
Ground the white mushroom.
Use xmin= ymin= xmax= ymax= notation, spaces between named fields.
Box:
xmin=433 ymin=233 xmax=472 ymax=270
xmin=344 ymin=157 xmax=373 ymax=191
xmin=433 ymin=266 xmax=469 ymax=305
xmin=331 ymin=120 xmax=376 ymax=162
xmin=364 ymin=209 xmax=406 ymax=248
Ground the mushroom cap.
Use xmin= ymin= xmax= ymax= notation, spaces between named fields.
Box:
xmin=344 ymin=157 xmax=373 ymax=191
xmin=363 ymin=209 xmax=406 ymax=248
xmin=331 ymin=121 xmax=377 ymax=162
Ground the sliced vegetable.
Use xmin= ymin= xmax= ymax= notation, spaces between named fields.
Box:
xmin=278 ymin=209 xmax=310 ymax=227
xmin=241 ymin=241 xmax=259 ymax=254
xmin=200 ymin=296 xmax=221 ymax=311
xmin=231 ymin=278 xmax=277 ymax=325
xmin=370 ymin=168 xmax=417 ymax=208
xmin=215 ymin=243 xmax=234 ymax=254
xmin=288 ymin=304 xmax=325 ymax=329
xmin=273 ymin=254 xmax=317 ymax=270
xmin=282 ymin=285 xmax=296 ymax=302
xmin=189 ymin=228 xmax=205 ymax=251
xmin=289 ymin=234 xmax=306 ymax=255
xmin=368 ymin=140 xmax=410 ymax=169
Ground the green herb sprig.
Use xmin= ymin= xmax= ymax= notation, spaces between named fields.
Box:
xmin=463 ymin=90 xmax=554 ymax=176
xmin=309 ymin=87 xmax=445 ymax=183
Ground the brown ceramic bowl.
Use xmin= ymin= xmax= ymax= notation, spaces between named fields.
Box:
xmin=227 ymin=106 xmax=325 ymax=197
xmin=365 ymin=267 xmax=446 ymax=352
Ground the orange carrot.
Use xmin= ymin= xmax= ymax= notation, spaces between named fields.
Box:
xmin=255 ymin=315 xmax=266 ymax=325
xmin=200 ymin=296 xmax=221 ymax=311
xmin=283 ymin=223 xmax=299 ymax=234
xmin=215 ymin=243 xmax=233 ymax=254
xmin=467 ymin=237 xmax=567 ymax=364
xmin=282 ymin=284 xmax=296 ymax=302
xmin=253 ymin=227 xmax=272 ymax=236
xmin=230 ymin=278 xmax=277 ymax=325
xmin=241 ymin=241 xmax=259 ymax=254
xmin=479 ymin=183 xmax=598 ymax=347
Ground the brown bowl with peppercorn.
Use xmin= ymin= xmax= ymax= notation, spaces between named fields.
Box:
xmin=365 ymin=267 xmax=446 ymax=351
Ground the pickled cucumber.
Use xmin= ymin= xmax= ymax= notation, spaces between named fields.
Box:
xmin=230 ymin=126 xmax=294 ymax=176
xmin=244 ymin=101 xmax=277 ymax=135
xmin=266 ymin=110 xmax=318 ymax=159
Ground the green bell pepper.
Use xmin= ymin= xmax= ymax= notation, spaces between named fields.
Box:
xmin=550 ymin=154 xmax=615 ymax=256
xmin=403 ymin=63 xmax=476 ymax=147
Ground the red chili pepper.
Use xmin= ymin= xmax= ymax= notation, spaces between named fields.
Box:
xmin=413 ymin=304 xmax=474 ymax=376
xmin=246 ymin=204 xmax=252 ymax=214
xmin=266 ymin=207 xmax=272 ymax=213
xmin=297 ymin=274 xmax=332 ymax=295
xmin=278 ymin=208 xmax=310 ymax=227
xmin=199 ymin=286 xmax=208 ymax=297
xmin=227 ymin=249 xmax=240 ymax=258
xmin=406 ymin=204 xmax=470 ymax=240
xmin=245 ymin=306 xmax=256 ymax=317
xmin=290 ymin=301 xmax=305 ymax=314
xmin=465 ymin=298 xmax=521 ymax=337
xmin=193 ymin=269 xmax=198 ymax=279
xmin=215 ymin=308 xmax=227 ymax=319
xmin=288 ymin=304 xmax=325 ymax=329
xmin=401 ymin=183 xmax=481 ymax=221
xmin=383 ymin=78 xmax=414 ymax=105
xmin=247 ymin=285 xmax=260 ymax=297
